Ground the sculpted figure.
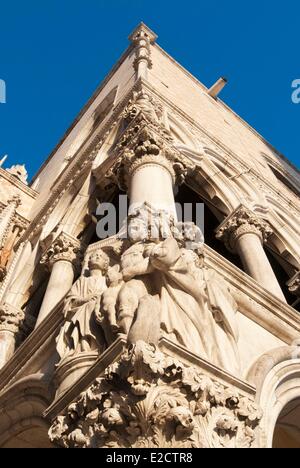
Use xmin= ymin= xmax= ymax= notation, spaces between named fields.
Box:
xmin=117 ymin=242 xmax=155 ymax=336
xmin=101 ymin=265 xmax=123 ymax=332
xmin=56 ymin=250 xmax=109 ymax=361
xmin=149 ymin=236 xmax=240 ymax=375
xmin=112 ymin=206 xmax=240 ymax=375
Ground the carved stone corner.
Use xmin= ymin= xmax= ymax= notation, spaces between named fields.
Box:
xmin=48 ymin=340 xmax=262 ymax=449
xmin=106 ymin=100 xmax=194 ymax=191
xmin=216 ymin=204 xmax=273 ymax=252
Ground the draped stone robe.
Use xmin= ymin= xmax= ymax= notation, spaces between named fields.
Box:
xmin=56 ymin=274 xmax=107 ymax=361
xmin=150 ymin=239 xmax=240 ymax=375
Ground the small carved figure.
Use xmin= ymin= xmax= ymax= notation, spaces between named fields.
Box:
xmin=56 ymin=250 xmax=109 ymax=360
xmin=101 ymin=265 xmax=123 ymax=332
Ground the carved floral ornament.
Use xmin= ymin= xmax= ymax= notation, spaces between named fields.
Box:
xmin=216 ymin=205 xmax=273 ymax=252
xmin=40 ymin=232 xmax=83 ymax=272
xmin=49 ymin=341 xmax=262 ymax=449
xmin=105 ymin=91 xmax=194 ymax=191
xmin=0 ymin=303 xmax=24 ymax=334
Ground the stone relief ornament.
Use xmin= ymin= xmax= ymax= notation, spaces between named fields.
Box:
xmin=216 ymin=205 xmax=273 ymax=253
xmin=82 ymin=203 xmax=240 ymax=376
xmin=49 ymin=341 xmax=262 ymax=448
xmin=0 ymin=303 xmax=25 ymax=334
xmin=106 ymin=90 xmax=194 ymax=191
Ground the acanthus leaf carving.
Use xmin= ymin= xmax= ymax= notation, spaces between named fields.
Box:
xmin=40 ymin=232 xmax=83 ymax=272
xmin=49 ymin=341 xmax=262 ymax=449
xmin=216 ymin=205 xmax=273 ymax=252
xmin=0 ymin=303 xmax=25 ymax=334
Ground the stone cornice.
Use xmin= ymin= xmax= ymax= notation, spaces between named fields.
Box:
xmin=204 ymin=244 xmax=300 ymax=342
xmin=0 ymin=168 xmax=37 ymax=199
xmin=44 ymin=336 xmax=256 ymax=422
xmin=44 ymin=337 xmax=127 ymax=420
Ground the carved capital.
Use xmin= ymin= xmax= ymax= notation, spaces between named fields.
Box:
xmin=287 ymin=272 xmax=300 ymax=296
xmin=216 ymin=205 xmax=273 ymax=252
xmin=0 ymin=303 xmax=25 ymax=334
xmin=41 ymin=232 xmax=83 ymax=272
xmin=105 ymin=94 xmax=193 ymax=191
xmin=49 ymin=341 xmax=262 ymax=449
xmin=129 ymin=23 xmax=157 ymax=73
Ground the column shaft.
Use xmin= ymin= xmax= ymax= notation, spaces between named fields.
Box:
xmin=216 ymin=205 xmax=286 ymax=302
xmin=236 ymin=232 xmax=286 ymax=301
xmin=35 ymin=260 xmax=74 ymax=327
xmin=129 ymin=164 xmax=176 ymax=217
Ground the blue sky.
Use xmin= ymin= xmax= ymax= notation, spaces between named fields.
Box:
xmin=0 ymin=0 xmax=299 ymax=180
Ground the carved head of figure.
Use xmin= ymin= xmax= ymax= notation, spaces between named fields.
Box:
xmin=128 ymin=216 xmax=149 ymax=243
xmin=101 ymin=407 xmax=124 ymax=427
xmin=88 ymin=250 xmax=109 ymax=274
xmin=106 ymin=264 xmax=123 ymax=286
xmin=128 ymin=202 xmax=174 ymax=244
xmin=167 ymin=406 xmax=195 ymax=438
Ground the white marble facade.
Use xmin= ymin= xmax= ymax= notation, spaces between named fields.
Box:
xmin=0 ymin=24 xmax=300 ymax=448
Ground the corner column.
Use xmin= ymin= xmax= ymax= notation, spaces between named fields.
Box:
xmin=35 ymin=232 xmax=82 ymax=328
xmin=216 ymin=205 xmax=286 ymax=302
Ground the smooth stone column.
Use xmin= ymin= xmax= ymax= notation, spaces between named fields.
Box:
xmin=0 ymin=303 xmax=24 ymax=369
xmin=216 ymin=205 xmax=286 ymax=302
xmin=129 ymin=162 xmax=177 ymax=218
xmin=35 ymin=232 xmax=82 ymax=328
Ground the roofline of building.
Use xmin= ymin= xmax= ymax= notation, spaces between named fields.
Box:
xmin=30 ymin=24 xmax=299 ymax=185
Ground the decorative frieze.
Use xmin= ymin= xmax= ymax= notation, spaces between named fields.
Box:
xmin=216 ymin=205 xmax=273 ymax=253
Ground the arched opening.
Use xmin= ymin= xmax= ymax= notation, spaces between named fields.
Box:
xmin=272 ymin=398 xmax=300 ymax=448
xmin=175 ymin=183 xmax=243 ymax=270
xmin=265 ymin=248 xmax=299 ymax=310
